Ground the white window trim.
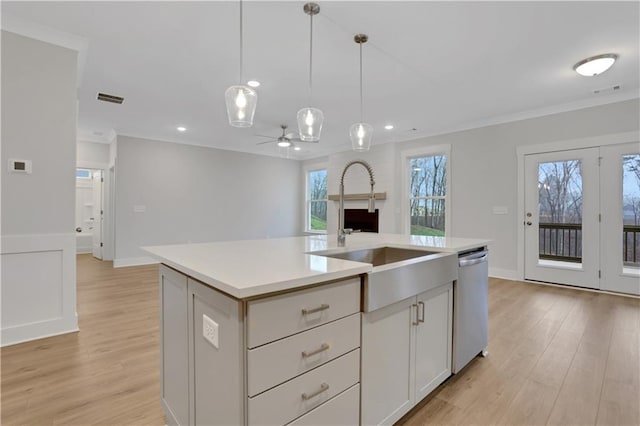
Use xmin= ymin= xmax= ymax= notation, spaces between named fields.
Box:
xmin=400 ymin=144 xmax=452 ymax=236
xmin=303 ymin=161 xmax=328 ymax=234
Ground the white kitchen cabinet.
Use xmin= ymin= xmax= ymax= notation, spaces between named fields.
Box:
xmin=159 ymin=265 xmax=361 ymax=426
xmin=361 ymin=282 xmax=453 ymax=426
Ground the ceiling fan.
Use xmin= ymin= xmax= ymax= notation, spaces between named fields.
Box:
xmin=255 ymin=125 xmax=313 ymax=149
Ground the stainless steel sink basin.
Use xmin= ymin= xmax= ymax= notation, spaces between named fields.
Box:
xmin=320 ymin=246 xmax=438 ymax=267
xmin=315 ymin=246 xmax=458 ymax=312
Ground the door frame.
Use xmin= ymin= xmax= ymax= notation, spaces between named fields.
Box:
xmin=516 ymin=131 xmax=639 ymax=282
xmin=77 ymin=160 xmax=111 ymax=260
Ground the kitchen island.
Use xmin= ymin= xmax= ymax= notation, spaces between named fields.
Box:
xmin=144 ymin=233 xmax=489 ymax=426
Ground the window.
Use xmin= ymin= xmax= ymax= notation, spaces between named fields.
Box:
xmin=307 ymin=169 xmax=327 ymax=232
xmin=76 ymin=168 xmax=91 ymax=179
xmin=408 ymin=154 xmax=447 ymax=236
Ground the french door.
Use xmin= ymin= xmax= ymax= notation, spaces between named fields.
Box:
xmin=524 ymin=143 xmax=640 ymax=295
xmin=601 ymin=143 xmax=640 ymax=294
xmin=525 ymin=148 xmax=600 ymax=289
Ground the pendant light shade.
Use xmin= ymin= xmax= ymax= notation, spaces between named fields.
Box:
xmin=297 ymin=107 xmax=324 ymax=142
xmin=225 ymin=85 xmax=257 ymax=127
xmin=225 ymin=0 xmax=257 ymax=128
xmin=350 ymin=122 xmax=373 ymax=151
xmin=297 ymin=3 xmax=323 ymax=142
xmin=350 ymin=33 xmax=372 ymax=152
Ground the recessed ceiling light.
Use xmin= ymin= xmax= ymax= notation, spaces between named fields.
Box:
xmin=574 ymin=53 xmax=617 ymax=76
xmin=384 ymin=124 xmax=394 ymax=130
xmin=177 ymin=126 xmax=186 ymax=132
xmin=294 ymin=146 xmax=302 ymax=151
xmin=247 ymin=80 xmax=260 ymax=88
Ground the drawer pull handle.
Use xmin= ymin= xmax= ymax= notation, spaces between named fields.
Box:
xmin=418 ymin=301 xmax=425 ymax=323
xmin=301 ymin=343 xmax=330 ymax=358
xmin=301 ymin=304 xmax=330 ymax=315
xmin=301 ymin=382 xmax=329 ymax=400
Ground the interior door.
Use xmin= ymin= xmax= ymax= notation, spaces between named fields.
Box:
xmin=524 ymin=148 xmax=600 ymax=289
xmin=601 ymin=143 xmax=640 ymax=295
xmin=91 ymin=170 xmax=103 ymax=260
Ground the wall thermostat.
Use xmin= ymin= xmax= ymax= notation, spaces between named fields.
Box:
xmin=9 ymin=159 xmax=32 ymax=174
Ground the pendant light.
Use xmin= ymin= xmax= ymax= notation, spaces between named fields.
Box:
xmin=297 ymin=3 xmax=324 ymax=142
xmin=350 ymin=34 xmax=372 ymax=152
xmin=225 ymin=0 xmax=257 ymax=127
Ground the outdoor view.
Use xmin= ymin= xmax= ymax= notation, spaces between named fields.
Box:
xmin=623 ymin=154 xmax=640 ymax=266
xmin=410 ymin=155 xmax=446 ymax=236
xmin=538 ymin=160 xmax=583 ymax=263
xmin=309 ymin=169 xmax=327 ymax=231
xmin=537 ymin=154 xmax=640 ymax=267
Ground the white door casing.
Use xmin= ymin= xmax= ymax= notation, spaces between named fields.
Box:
xmin=91 ymin=170 xmax=103 ymax=259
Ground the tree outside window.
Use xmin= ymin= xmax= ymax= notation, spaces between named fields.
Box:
xmin=409 ymin=155 xmax=446 ymax=236
xmin=308 ymin=169 xmax=327 ymax=232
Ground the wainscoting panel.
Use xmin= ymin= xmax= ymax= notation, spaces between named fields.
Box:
xmin=1 ymin=233 xmax=78 ymax=346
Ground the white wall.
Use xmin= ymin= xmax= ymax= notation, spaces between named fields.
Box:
xmin=305 ymin=99 xmax=640 ymax=278
xmin=1 ymin=31 xmax=78 ymax=346
xmin=114 ymin=136 xmax=303 ymax=266
xmin=77 ymin=140 xmax=109 ymax=167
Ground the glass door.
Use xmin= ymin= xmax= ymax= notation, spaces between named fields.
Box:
xmin=524 ymin=148 xmax=600 ymax=289
xmin=601 ymin=143 xmax=640 ymax=295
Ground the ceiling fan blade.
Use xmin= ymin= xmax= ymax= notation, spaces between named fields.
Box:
xmin=291 ymin=138 xmax=318 ymax=143
xmin=256 ymin=140 xmax=276 ymax=145
xmin=255 ymin=134 xmax=277 ymax=138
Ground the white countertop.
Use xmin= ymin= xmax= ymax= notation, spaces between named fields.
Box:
xmin=143 ymin=233 xmax=489 ymax=299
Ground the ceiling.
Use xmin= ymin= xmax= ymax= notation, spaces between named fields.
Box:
xmin=2 ymin=1 xmax=639 ymax=160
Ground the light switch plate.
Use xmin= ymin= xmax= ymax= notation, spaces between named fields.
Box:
xmin=202 ymin=314 xmax=219 ymax=348
xmin=492 ymin=206 xmax=508 ymax=215
xmin=133 ymin=205 xmax=146 ymax=213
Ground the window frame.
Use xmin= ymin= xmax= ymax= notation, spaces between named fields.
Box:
xmin=304 ymin=164 xmax=328 ymax=234
xmin=401 ymin=145 xmax=452 ymax=236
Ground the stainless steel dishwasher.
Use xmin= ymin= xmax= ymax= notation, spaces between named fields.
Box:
xmin=452 ymin=247 xmax=489 ymax=373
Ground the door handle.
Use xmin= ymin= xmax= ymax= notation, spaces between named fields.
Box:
xmin=417 ymin=301 xmax=425 ymax=323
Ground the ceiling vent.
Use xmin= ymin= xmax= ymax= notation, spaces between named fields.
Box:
xmin=593 ymin=84 xmax=621 ymax=95
xmin=97 ymin=92 xmax=124 ymax=104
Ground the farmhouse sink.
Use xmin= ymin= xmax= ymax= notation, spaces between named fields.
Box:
xmin=315 ymin=246 xmax=458 ymax=312
xmin=319 ymin=246 xmax=438 ymax=267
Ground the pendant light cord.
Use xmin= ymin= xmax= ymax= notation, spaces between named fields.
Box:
xmin=309 ymin=11 xmax=314 ymax=103
xmin=359 ymin=41 xmax=363 ymax=123
xmin=239 ymin=0 xmax=244 ymax=84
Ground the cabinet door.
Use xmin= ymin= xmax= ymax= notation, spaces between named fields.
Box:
xmin=160 ymin=266 xmax=189 ymax=426
xmin=415 ymin=283 xmax=453 ymax=402
xmin=188 ymin=279 xmax=244 ymax=426
xmin=361 ymin=297 xmax=416 ymax=426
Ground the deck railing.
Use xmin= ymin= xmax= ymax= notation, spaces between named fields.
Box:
xmin=539 ymin=223 xmax=640 ymax=266
xmin=539 ymin=223 xmax=582 ymax=263
xmin=623 ymin=225 xmax=640 ymax=266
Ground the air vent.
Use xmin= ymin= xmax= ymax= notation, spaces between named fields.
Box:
xmin=593 ymin=84 xmax=621 ymax=95
xmin=97 ymin=92 xmax=124 ymax=104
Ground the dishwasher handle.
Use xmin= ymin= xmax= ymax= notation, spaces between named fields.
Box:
xmin=459 ymin=250 xmax=488 ymax=267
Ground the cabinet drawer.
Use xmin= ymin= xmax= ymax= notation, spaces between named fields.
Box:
xmin=288 ymin=384 xmax=360 ymax=426
xmin=247 ymin=277 xmax=360 ymax=348
xmin=248 ymin=314 xmax=360 ymax=397
xmin=248 ymin=349 xmax=360 ymax=426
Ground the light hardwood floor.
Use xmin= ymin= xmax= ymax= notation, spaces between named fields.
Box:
xmin=2 ymin=255 xmax=639 ymax=425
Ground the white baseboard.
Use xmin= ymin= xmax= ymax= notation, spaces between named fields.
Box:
xmin=76 ymin=247 xmax=92 ymax=254
xmin=488 ymin=267 xmax=520 ymax=281
xmin=114 ymin=256 xmax=159 ymax=268
xmin=1 ymin=233 xmax=78 ymax=347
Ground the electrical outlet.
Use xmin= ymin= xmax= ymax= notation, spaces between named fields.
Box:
xmin=202 ymin=314 xmax=219 ymax=348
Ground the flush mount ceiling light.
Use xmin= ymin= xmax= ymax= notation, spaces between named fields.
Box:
xmin=247 ymin=80 xmax=260 ymax=88
xmin=384 ymin=124 xmax=394 ymax=130
xmin=574 ymin=53 xmax=618 ymax=76
xmin=225 ymin=0 xmax=257 ymax=127
xmin=350 ymin=34 xmax=373 ymax=152
xmin=297 ymin=3 xmax=324 ymax=142
xmin=177 ymin=126 xmax=186 ymax=132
